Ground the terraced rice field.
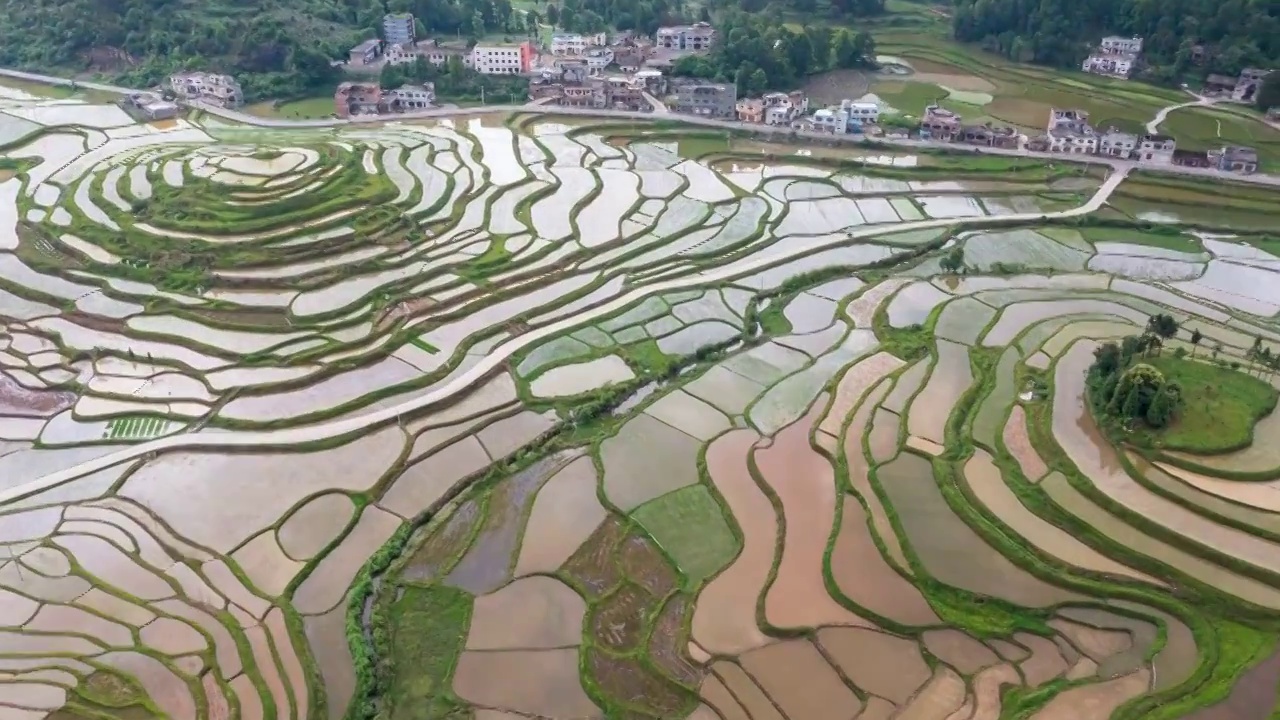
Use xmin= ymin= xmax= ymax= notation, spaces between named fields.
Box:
xmin=4 ymin=90 xmax=1280 ymax=720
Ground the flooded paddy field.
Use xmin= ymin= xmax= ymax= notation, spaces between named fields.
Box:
xmin=3 ymin=93 xmax=1280 ymax=720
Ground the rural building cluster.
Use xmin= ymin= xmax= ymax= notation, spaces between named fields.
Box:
xmin=1024 ymin=108 xmax=1259 ymax=173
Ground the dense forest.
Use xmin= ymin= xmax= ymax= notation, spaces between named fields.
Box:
xmin=951 ymin=0 xmax=1280 ymax=82
xmin=672 ymin=11 xmax=877 ymax=96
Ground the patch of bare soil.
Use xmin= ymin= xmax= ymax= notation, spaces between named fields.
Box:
xmin=803 ymin=70 xmax=873 ymax=106
xmin=0 ymin=374 xmax=76 ymax=416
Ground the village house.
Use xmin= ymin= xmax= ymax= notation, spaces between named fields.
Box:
xmin=919 ymin=105 xmax=961 ymax=141
xmin=614 ymin=49 xmax=645 ymax=73
xmin=1216 ymin=146 xmax=1259 ymax=174
xmin=1267 ymin=108 xmax=1280 ymax=122
xmin=1098 ymin=129 xmax=1138 ymax=158
xmin=1137 ymin=134 xmax=1176 ymax=163
xmin=1082 ymin=35 xmax=1143 ymax=79
xmin=1100 ymin=36 xmax=1144 ymax=54
xmin=334 ymin=82 xmax=385 ymax=118
xmin=671 ymin=81 xmax=736 ymax=118
xmin=1046 ymin=108 xmax=1097 ymax=153
xmin=120 ymin=92 xmax=180 ymax=121
xmin=551 ymin=33 xmax=607 ymax=56
xmin=584 ymin=47 xmax=614 ymax=74
xmin=735 ymin=98 xmax=765 ymax=124
xmin=471 ymin=42 xmax=535 ymax=75
xmin=763 ymin=91 xmax=808 ymax=125
xmin=555 ymin=59 xmax=591 ymax=84
xmin=348 ymin=38 xmax=383 ymax=66
xmin=1234 ymin=68 xmax=1273 ymax=103
xmin=960 ymin=123 xmax=1019 ymax=149
xmin=1172 ymin=149 xmax=1211 ymax=168
xmin=632 ymin=69 xmax=666 ymax=95
xmin=656 ymin=23 xmax=716 ymax=51
xmin=383 ymin=13 xmax=416 ymax=45
xmin=1203 ymin=73 xmax=1238 ymax=96
xmin=385 ymin=83 xmax=436 ymax=111
xmin=1082 ymin=52 xmax=1139 ymax=79
xmin=166 ymin=72 xmax=244 ymax=107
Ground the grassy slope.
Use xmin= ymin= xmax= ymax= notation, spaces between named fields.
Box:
xmin=1141 ymin=355 xmax=1279 ymax=454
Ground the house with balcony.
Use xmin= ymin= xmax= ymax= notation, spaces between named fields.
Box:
xmin=1098 ymin=129 xmax=1137 ymax=158
xmin=656 ymin=23 xmax=715 ymax=51
xmin=386 ymin=83 xmax=435 ymax=111
xmin=920 ymin=105 xmax=961 ymax=141
xmin=961 ymin=123 xmax=1018 ymax=149
xmin=1137 ymin=134 xmax=1176 ymax=163
xmin=632 ymin=69 xmax=666 ymax=95
xmin=167 ymin=72 xmax=244 ymax=107
xmin=1082 ymin=35 xmax=1143 ymax=79
xmin=1082 ymin=52 xmax=1138 ymax=79
xmin=1215 ymin=146 xmax=1259 ymax=173
xmin=736 ymin=98 xmax=765 ymax=124
xmin=383 ymin=13 xmax=416 ymax=45
xmin=584 ymin=47 xmax=614 ymax=74
xmin=334 ymin=82 xmax=385 ymax=118
xmin=671 ymin=81 xmax=736 ymax=118
xmin=1046 ymin=109 xmax=1097 ymax=153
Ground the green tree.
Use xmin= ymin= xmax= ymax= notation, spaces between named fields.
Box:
xmin=1190 ymin=327 xmax=1203 ymax=357
xmin=830 ymin=29 xmax=861 ymax=69
xmin=1146 ymin=384 xmax=1179 ymax=428
xmin=939 ymin=246 xmax=965 ymax=274
xmin=1256 ymin=71 xmax=1280 ymax=112
xmin=1092 ymin=341 xmax=1123 ymax=376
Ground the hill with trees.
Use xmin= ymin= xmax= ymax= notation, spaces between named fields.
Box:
xmin=671 ymin=10 xmax=877 ymax=96
xmin=0 ymin=0 xmax=694 ymax=101
xmin=950 ymin=0 xmax=1279 ymax=84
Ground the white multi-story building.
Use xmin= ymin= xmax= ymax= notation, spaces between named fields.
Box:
xmin=551 ymin=34 xmax=588 ymax=56
xmin=470 ymin=42 xmax=533 ymax=75
xmin=1047 ymin=108 xmax=1097 ymax=153
xmin=1099 ymin=36 xmax=1143 ymax=55
xmin=656 ymin=22 xmax=715 ymax=51
xmin=550 ymin=32 xmax=607 ymax=55
xmin=166 ymin=72 xmax=244 ymax=107
xmin=1082 ymin=52 xmax=1137 ymax=78
xmin=383 ymin=13 xmax=416 ymax=45
xmin=1137 ymin=134 xmax=1176 ymax=163
xmin=1098 ymin=130 xmax=1137 ymax=158
xmin=584 ymin=47 xmax=614 ymax=73
xmin=386 ymin=83 xmax=435 ymax=110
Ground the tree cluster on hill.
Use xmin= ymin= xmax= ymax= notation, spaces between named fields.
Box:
xmin=0 ymin=0 xmax=694 ymax=100
xmin=1088 ymin=314 xmax=1185 ymax=429
xmin=671 ymin=11 xmax=876 ymax=96
xmin=0 ymin=0 xmax=359 ymax=100
xmin=950 ymin=0 xmax=1280 ymax=83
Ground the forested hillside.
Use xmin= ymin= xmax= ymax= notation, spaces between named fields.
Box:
xmin=0 ymin=0 xmax=683 ymax=100
xmin=951 ymin=0 xmax=1279 ymax=81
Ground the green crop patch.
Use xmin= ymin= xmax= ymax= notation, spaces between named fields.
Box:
xmin=632 ymin=484 xmax=741 ymax=589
